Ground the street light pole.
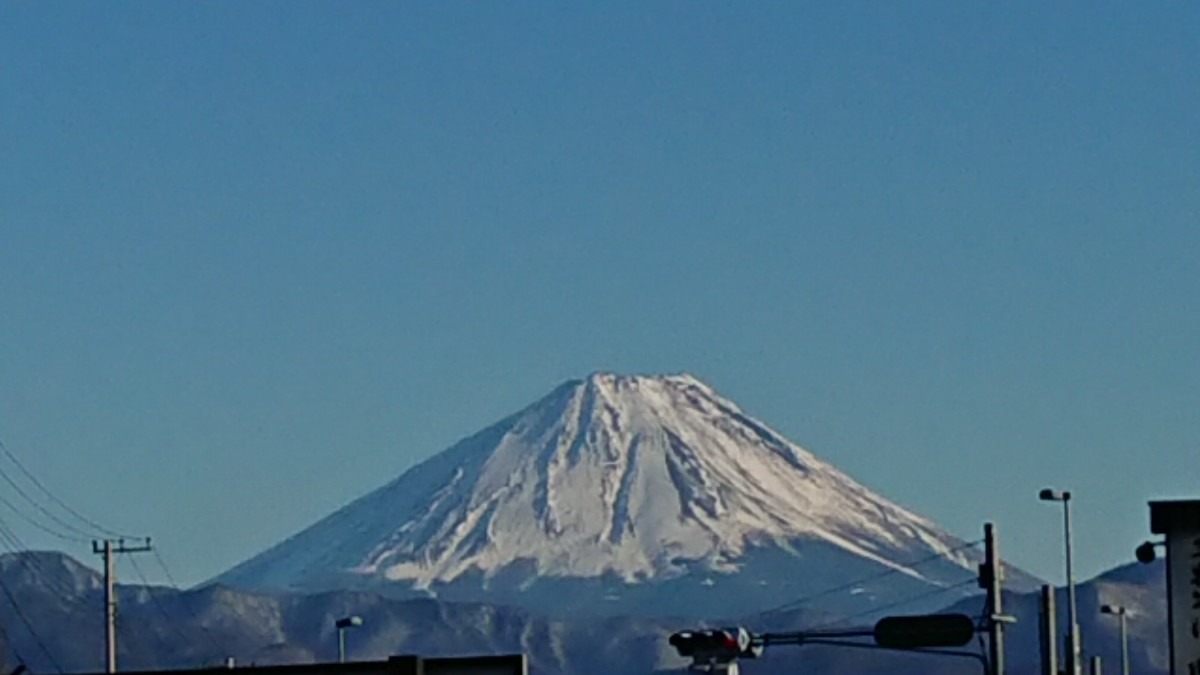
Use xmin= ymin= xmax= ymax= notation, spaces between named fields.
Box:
xmin=1101 ymin=605 xmax=1130 ymax=675
xmin=1064 ymin=495 xmax=1081 ymax=675
xmin=335 ymin=616 xmax=363 ymax=663
xmin=1041 ymin=488 xmax=1081 ymax=675
xmin=1120 ymin=612 xmax=1129 ymax=675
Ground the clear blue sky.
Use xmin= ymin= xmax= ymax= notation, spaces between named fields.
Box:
xmin=1 ymin=2 xmax=1196 ymax=591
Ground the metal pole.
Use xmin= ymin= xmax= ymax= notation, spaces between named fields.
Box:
xmin=1040 ymin=585 xmax=1058 ymax=675
xmin=1119 ymin=612 xmax=1129 ymax=675
xmin=338 ymin=627 xmax=346 ymax=663
xmin=1090 ymin=656 xmax=1103 ymax=675
xmin=984 ymin=523 xmax=1006 ymax=675
xmin=1065 ymin=498 xmax=1082 ymax=675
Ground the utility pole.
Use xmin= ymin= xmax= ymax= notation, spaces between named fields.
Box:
xmin=92 ymin=538 xmax=152 ymax=674
xmin=980 ymin=523 xmax=1007 ymax=675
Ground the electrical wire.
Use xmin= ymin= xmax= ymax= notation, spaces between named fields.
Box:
xmin=123 ymin=552 xmax=194 ymax=650
xmin=0 ymin=570 xmax=64 ymax=674
xmin=0 ymin=493 xmax=89 ymax=544
xmin=0 ymin=442 xmax=133 ymax=540
xmin=0 ymin=614 xmax=29 ymax=675
xmin=149 ymin=549 xmax=225 ymax=656
xmin=811 ymin=576 xmax=980 ymax=630
xmin=761 ymin=538 xmax=984 ymax=616
xmin=0 ymin=518 xmax=96 ymax=611
xmin=0 ymin=442 xmax=160 ymax=673
xmin=0 ymin=440 xmax=142 ymax=604
xmin=0 ymin=467 xmax=99 ymax=541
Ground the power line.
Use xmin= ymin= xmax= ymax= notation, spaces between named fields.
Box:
xmin=123 ymin=552 xmax=194 ymax=651
xmin=0 ymin=467 xmax=98 ymax=541
xmin=0 ymin=441 xmax=132 ymax=539
xmin=149 ymin=550 xmax=225 ymax=656
xmin=148 ymin=550 xmax=185 ymax=593
xmin=0 ymin=567 xmax=64 ymax=674
xmin=124 ymin=552 xmax=192 ymax=648
xmin=0 ymin=611 xmax=29 ymax=675
xmin=0 ymin=519 xmax=94 ymax=612
xmin=761 ymin=538 xmax=984 ymax=616
xmin=0 ymin=493 xmax=89 ymax=544
xmin=812 ymin=576 xmax=980 ymax=630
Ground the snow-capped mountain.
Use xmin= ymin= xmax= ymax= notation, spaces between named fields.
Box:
xmin=215 ymin=373 xmax=1032 ymax=618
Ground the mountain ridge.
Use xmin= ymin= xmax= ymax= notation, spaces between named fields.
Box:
xmin=0 ymin=550 xmax=1163 ymax=675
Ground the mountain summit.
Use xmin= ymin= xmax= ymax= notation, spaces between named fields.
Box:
xmin=216 ymin=373 xmax=1017 ymax=617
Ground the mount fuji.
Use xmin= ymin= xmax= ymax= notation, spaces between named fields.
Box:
xmin=214 ymin=373 xmax=1034 ymax=618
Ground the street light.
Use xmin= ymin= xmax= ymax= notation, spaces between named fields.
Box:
xmin=1134 ymin=540 xmax=1163 ymax=564
xmin=1040 ymin=488 xmax=1082 ymax=675
xmin=1100 ymin=605 xmax=1130 ymax=675
xmin=335 ymin=615 xmax=363 ymax=663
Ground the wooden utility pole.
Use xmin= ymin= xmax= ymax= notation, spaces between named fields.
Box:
xmin=92 ymin=538 xmax=152 ymax=673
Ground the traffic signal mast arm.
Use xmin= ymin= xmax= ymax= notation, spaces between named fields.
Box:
xmin=669 ymin=523 xmax=1012 ymax=675
xmin=756 ymin=626 xmax=876 ymax=648
xmin=669 ymin=614 xmax=988 ymax=674
xmin=765 ymin=635 xmax=990 ymax=675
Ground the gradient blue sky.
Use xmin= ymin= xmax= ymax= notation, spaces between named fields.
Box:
xmin=1 ymin=2 xmax=1197 ymax=591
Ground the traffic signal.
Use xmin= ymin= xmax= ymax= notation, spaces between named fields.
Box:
xmin=669 ymin=627 xmax=759 ymax=661
xmin=873 ymin=613 xmax=976 ymax=649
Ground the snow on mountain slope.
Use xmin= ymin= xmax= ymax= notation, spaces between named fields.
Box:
xmin=215 ymin=373 xmax=1017 ymax=618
